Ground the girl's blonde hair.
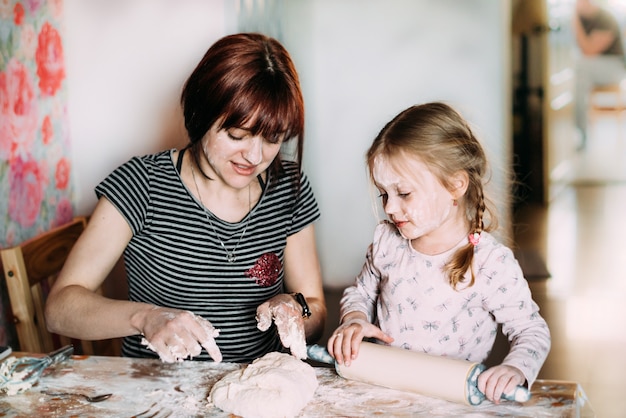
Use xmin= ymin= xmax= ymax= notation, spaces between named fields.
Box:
xmin=366 ymin=102 xmax=498 ymax=289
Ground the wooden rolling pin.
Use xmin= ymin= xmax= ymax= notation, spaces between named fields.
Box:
xmin=306 ymin=342 xmax=530 ymax=405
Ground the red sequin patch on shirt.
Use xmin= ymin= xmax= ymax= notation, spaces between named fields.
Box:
xmin=245 ymin=253 xmax=281 ymax=287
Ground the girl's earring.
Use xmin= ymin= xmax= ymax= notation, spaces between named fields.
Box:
xmin=453 ymin=199 xmax=458 ymax=206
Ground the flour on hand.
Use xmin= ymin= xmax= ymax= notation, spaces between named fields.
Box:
xmin=209 ymin=351 xmax=318 ymax=418
xmin=256 ymin=300 xmax=308 ymax=360
xmin=273 ymin=313 xmax=307 ymax=360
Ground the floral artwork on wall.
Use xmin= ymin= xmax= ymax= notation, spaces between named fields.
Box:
xmin=0 ymin=0 xmax=74 ymax=346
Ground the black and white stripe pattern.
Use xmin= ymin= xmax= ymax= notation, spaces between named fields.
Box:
xmin=95 ymin=150 xmax=320 ymax=362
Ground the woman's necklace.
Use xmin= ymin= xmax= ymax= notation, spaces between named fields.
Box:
xmin=190 ymin=161 xmax=252 ymax=263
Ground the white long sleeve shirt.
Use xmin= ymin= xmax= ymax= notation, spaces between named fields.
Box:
xmin=341 ymin=221 xmax=551 ymax=385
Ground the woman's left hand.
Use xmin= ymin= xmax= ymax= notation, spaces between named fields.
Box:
xmin=256 ymin=294 xmax=307 ymax=359
xmin=477 ymin=364 xmax=526 ymax=404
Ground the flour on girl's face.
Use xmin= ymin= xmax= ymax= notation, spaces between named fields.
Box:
xmin=372 ymin=154 xmax=456 ymax=241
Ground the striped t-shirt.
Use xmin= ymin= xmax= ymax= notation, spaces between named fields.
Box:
xmin=95 ymin=149 xmax=320 ymax=362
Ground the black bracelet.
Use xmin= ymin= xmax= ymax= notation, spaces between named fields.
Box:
xmin=291 ymin=292 xmax=311 ymax=319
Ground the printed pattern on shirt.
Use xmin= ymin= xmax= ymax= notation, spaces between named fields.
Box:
xmin=341 ymin=221 xmax=551 ymax=385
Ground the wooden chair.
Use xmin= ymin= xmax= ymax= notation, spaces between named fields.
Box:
xmin=0 ymin=217 xmax=99 ymax=354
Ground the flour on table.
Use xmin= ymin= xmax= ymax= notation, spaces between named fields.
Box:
xmin=209 ymin=351 xmax=318 ymax=418
xmin=0 ymin=357 xmax=34 ymax=395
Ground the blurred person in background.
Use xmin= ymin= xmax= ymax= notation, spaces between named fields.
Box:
xmin=573 ymin=0 xmax=625 ymax=149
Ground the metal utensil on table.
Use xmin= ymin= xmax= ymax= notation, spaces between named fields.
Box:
xmin=79 ymin=393 xmax=113 ymax=402
xmin=44 ymin=391 xmax=113 ymax=402
xmin=0 ymin=345 xmax=74 ymax=394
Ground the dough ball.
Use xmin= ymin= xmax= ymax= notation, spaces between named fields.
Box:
xmin=209 ymin=351 xmax=318 ymax=418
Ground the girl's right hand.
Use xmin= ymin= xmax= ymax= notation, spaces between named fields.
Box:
xmin=327 ymin=316 xmax=393 ymax=366
xmin=138 ymin=307 xmax=222 ymax=363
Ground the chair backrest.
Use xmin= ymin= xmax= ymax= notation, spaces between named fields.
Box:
xmin=590 ymin=80 xmax=626 ymax=113
xmin=0 ymin=217 xmax=96 ymax=354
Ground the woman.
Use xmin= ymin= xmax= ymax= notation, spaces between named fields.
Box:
xmin=46 ymin=33 xmax=326 ymax=363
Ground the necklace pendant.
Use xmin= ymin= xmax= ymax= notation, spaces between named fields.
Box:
xmin=190 ymin=162 xmax=250 ymax=266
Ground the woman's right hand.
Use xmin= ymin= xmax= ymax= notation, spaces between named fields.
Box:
xmin=327 ymin=314 xmax=393 ymax=367
xmin=138 ymin=306 xmax=222 ymax=363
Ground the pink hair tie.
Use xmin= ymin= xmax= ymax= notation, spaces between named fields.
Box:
xmin=469 ymin=232 xmax=481 ymax=246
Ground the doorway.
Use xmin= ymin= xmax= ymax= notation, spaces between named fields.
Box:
xmin=512 ymin=0 xmax=578 ymax=209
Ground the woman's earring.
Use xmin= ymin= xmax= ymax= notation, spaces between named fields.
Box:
xmin=453 ymin=199 xmax=458 ymax=206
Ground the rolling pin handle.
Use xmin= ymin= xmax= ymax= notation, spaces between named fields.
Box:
xmin=306 ymin=344 xmax=335 ymax=365
xmin=501 ymin=385 xmax=531 ymax=403
xmin=468 ymin=363 xmax=531 ymax=404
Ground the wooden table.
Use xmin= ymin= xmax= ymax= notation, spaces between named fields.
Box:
xmin=0 ymin=354 xmax=595 ymax=417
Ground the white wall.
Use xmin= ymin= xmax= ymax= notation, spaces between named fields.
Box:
xmin=64 ymin=0 xmax=512 ymax=289
xmin=64 ymin=0 xmax=225 ymax=215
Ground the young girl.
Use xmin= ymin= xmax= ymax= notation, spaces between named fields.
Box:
xmin=327 ymin=102 xmax=550 ymax=403
xmin=46 ymin=33 xmax=326 ymax=364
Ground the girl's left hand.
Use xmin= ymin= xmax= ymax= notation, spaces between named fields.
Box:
xmin=477 ymin=364 xmax=526 ymax=404
xmin=256 ymin=294 xmax=307 ymax=359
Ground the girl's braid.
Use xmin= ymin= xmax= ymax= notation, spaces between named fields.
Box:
xmin=473 ymin=175 xmax=486 ymax=236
